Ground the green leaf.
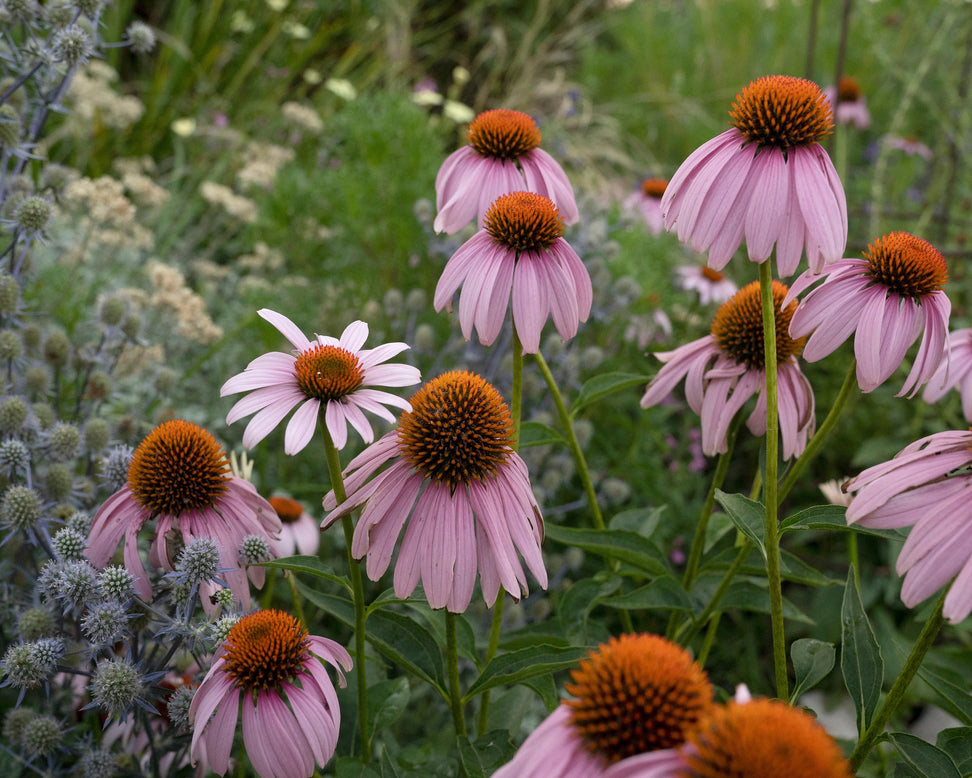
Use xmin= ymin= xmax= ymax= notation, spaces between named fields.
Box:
xmin=464 ymin=644 xmax=592 ymax=701
xmin=778 ymin=550 xmax=842 ymax=587
xmin=260 ymin=555 xmax=352 ymax=593
xmin=780 ymin=504 xmax=905 ymax=539
xmin=296 ymin=583 xmax=447 ymax=695
xmin=599 ymin=576 xmax=695 ymax=614
xmin=714 ymin=491 xmax=765 ymax=557
xmin=570 ymin=372 xmax=651 ymax=417
xmin=917 ymin=665 xmax=972 ymax=725
xmin=887 ymin=733 xmax=961 ymax=778
xmin=518 ymin=421 xmax=568 ymax=448
xmin=544 ymin=524 xmax=669 ymax=577
xmin=558 ymin=575 xmax=622 ymax=643
xmin=716 ymin=579 xmax=814 ymax=624
xmin=789 ymin=639 xmax=836 ymax=703
xmin=520 ymin=673 xmax=560 ymax=712
xmin=457 ymin=731 xmax=518 ymax=778
xmin=936 ymin=728 xmax=972 ymax=773
xmin=335 ymin=757 xmax=382 ymax=778
xmin=405 ymin=603 xmax=479 ymax=667
xmin=368 ymin=677 xmax=410 ymax=733
xmin=840 ymin=567 xmax=884 ymax=733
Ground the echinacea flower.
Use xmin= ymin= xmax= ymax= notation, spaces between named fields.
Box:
xmin=433 ymin=191 xmax=592 ymax=353
xmin=190 ymin=609 xmax=352 ymax=778
xmin=923 ymin=328 xmax=972 ymax=421
xmin=674 ymin=264 xmax=738 ymax=306
xmin=493 ymin=633 xmax=713 ymax=778
xmin=86 ymin=420 xmax=281 ymax=608
xmin=662 ymin=75 xmax=847 ymax=276
xmin=268 ymin=496 xmax=319 ymax=557
xmin=641 ymin=280 xmax=815 ymax=459
xmin=823 ymin=76 xmax=871 ymax=129
xmin=434 ymin=108 xmax=578 ymax=233
xmin=322 ymin=371 xmax=547 ymax=612
xmin=677 ymin=696 xmax=853 ymax=777
xmin=844 ymin=430 xmax=972 ymax=623
xmin=884 ymin=134 xmax=933 ymax=160
xmin=624 ymin=178 xmax=668 ymax=236
xmin=221 ymin=310 xmax=421 ymax=453
xmin=787 ymin=232 xmax=950 ymax=397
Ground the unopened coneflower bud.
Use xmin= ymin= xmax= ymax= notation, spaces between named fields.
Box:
xmin=90 ymin=659 xmax=142 ymax=716
xmin=239 ymin=534 xmax=271 ymax=565
xmin=101 ymin=444 xmax=133 ymax=492
xmin=153 ymin=367 xmax=177 ymax=395
xmin=0 ymin=438 xmax=29 ymax=474
xmin=52 ymin=526 xmax=85 ymax=560
xmin=43 ymin=331 xmax=70 ymax=368
xmin=126 ymin=21 xmax=156 ymax=54
xmin=49 ymin=422 xmax=81 ymax=461
xmin=46 ymin=463 xmax=74 ymax=499
xmin=166 ymin=684 xmax=195 ymax=731
xmin=120 ymin=313 xmax=140 ymax=339
xmin=176 ymin=537 xmax=220 ymax=584
xmin=98 ymin=565 xmax=135 ymax=601
xmin=1 ymin=485 xmax=42 ymax=531
xmin=211 ymin=615 xmax=239 ymax=645
xmin=82 ymin=600 xmax=130 ymax=645
xmin=17 ymin=608 xmax=54 ymax=641
xmin=99 ymin=296 xmax=126 ymax=326
xmin=84 ymin=418 xmax=110 ymax=452
xmin=0 ymin=105 xmax=21 ymax=148
xmin=0 ymin=397 xmax=29 ymax=434
xmin=14 ymin=195 xmax=52 ymax=234
xmin=25 ymin=366 xmax=49 ymax=394
xmin=56 ymin=560 xmax=99 ymax=608
xmin=23 ymin=714 xmax=61 ymax=757
xmin=2 ymin=707 xmax=36 ymax=744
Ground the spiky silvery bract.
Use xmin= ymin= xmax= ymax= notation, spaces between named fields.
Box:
xmin=17 ymin=608 xmax=55 ymax=641
xmin=49 ymin=422 xmax=81 ymax=461
xmin=90 ymin=659 xmax=142 ymax=715
xmin=82 ymin=600 xmax=130 ymax=645
xmin=1 ymin=485 xmax=42 ymax=532
xmin=239 ymin=534 xmax=271 ymax=565
xmin=0 ymin=397 xmax=29 ymax=434
xmin=23 ymin=714 xmax=61 ymax=757
xmin=167 ymin=684 xmax=195 ymax=731
xmin=13 ymin=196 xmax=52 ymax=234
xmin=100 ymin=445 xmax=134 ymax=493
xmin=126 ymin=21 xmax=156 ymax=54
xmin=176 ymin=537 xmax=221 ymax=584
xmin=0 ymin=438 xmax=30 ymax=475
xmin=56 ymin=559 xmax=99 ymax=608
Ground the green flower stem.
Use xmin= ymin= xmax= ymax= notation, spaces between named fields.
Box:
xmin=285 ymin=571 xmax=307 ymax=627
xmin=321 ymin=425 xmax=371 ymax=763
xmin=696 ymin=611 xmax=722 ymax=668
xmin=477 ymin=330 xmax=522 ymax=735
xmin=446 ymin=612 xmax=467 ymax=738
xmin=777 ymin=359 xmax=857 ymax=504
xmin=677 ymin=541 xmax=751 ymax=646
xmin=850 ymin=593 xmax=947 ymax=771
xmin=758 ymin=260 xmax=788 ymax=700
xmin=535 ymin=349 xmax=634 ymax=633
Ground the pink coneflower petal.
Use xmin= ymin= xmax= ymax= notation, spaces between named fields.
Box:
xmin=258 ymin=308 xmax=312 ymax=351
xmin=284 ymin=398 xmax=321 ymax=456
xmin=744 ymin=147 xmax=789 ymax=262
xmin=521 ymin=148 xmax=580 ymax=224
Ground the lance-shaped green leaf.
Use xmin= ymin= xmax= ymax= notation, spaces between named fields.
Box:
xmin=600 ymin=576 xmax=695 ymax=614
xmin=544 ymin=524 xmax=669 ymax=576
xmin=463 ymin=644 xmax=592 ymax=701
xmin=917 ymin=665 xmax=972 ymax=725
xmin=936 ymin=728 xmax=972 ymax=774
xmin=260 ymin=555 xmax=352 ymax=593
xmin=887 ymin=732 xmax=961 ymax=778
xmin=840 ymin=568 xmax=883 ymax=733
xmin=570 ymin=372 xmax=652 ymax=417
xmin=789 ymin=639 xmax=836 ymax=703
xmin=518 ymin=420 xmax=568 ymax=449
xmin=715 ymin=490 xmax=765 ymax=557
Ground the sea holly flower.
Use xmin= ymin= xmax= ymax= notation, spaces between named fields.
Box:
xmin=823 ymin=75 xmax=871 ymax=129
xmin=624 ymin=177 xmax=668 ymax=236
xmin=641 ymin=280 xmax=814 ymax=459
xmin=268 ymin=495 xmax=319 ymax=557
xmin=493 ymin=634 xmax=713 ymax=777
xmin=221 ymin=310 xmax=421 ymax=453
xmin=924 ymin=328 xmax=972 ymax=421
xmin=662 ymin=75 xmax=847 ymax=276
xmin=86 ymin=420 xmax=281 ymax=609
xmin=434 ymin=191 xmax=592 ymax=354
xmin=787 ymin=232 xmax=950 ymax=397
xmin=322 ymin=371 xmax=547 ymax=612
xmin=190 ymin=609 xmax=351 ymax=778
xmin=674 ymin=264 xmax=738 ymax=306
xmin=434 ymin=108 xmax=579 ymax=233
xmin=844 ymin=430 xmax=972 ymax=623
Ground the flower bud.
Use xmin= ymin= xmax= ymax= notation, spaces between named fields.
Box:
xmin=239 ymin=534 xmax=271 ymax=565
xmin=82 ymin=600 xmax=130 ymax=645
xmin=51 ymin=25 xmax=93 ymax=66
xmin=1 ymin=485 xmax=42 ymax=531
xmin=2 ymin=707 xmax=36 ymax=745
xmin=46 ymin=463 xmax=74 ymax=499
xmin=23 ymin=714 xmax=61 ymax=757
xmin=17 ymin=608 xmax=55 ymax=641
xmin=126 ymin=21 xmax=156 ymax=54
xmin=43 ymin=331 xmax=70 ymax=368
xmin=0 ymin=272 xmax=19 ymax=315
xmin=98 ymin=565 xmax=135 ymax=601
xmin=25 ymin=366 xmax=49 ymax=394
xmin=90 ymin=659 xmax=142 ymax=716
xmin=14 ymin=195 xmax=52 ymax=234
xmin=49 ymin=422 xmax=81 ymax=461
xmin=0 ymin=104 xmax=21 ymax=148
xmin=99 ymin=296 xmax=126 ymax=326
xmin=0 ymin=438 xmax=29 ymax=475
xmin=56 ymin=560 xmax=99 ymax=609
xmin=176 ymin=537 xmax=220 ymax=585
xmin=32 ymin=402 xmax=55 ymax=430
xmin=166 ymin=684 xmax=195 ymax=731
xmin=0 ymin=397 xmax=29 ymax=434
xmin=84 ymin=418 xmax=110 ymax=452
xmin=52 ymin=526 xmax=86 ymax=560
xmin=101 ymin=444 xmax=133 ymax=493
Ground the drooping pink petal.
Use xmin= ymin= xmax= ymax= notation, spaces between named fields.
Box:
xmin=258 ymin=308 xmax=312 ymax=352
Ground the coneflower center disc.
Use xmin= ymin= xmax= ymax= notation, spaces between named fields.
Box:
xmin=293 ymin=344 xmax=365 ymax=401
xmin=222 ymin=610 xmax=309 ymax=692
xmin=398 ymin=370 xmax=514 ymax=489
xmin=642 ymin=178 xmax=669 ymax=198
xmin=484 ymin=192 xmax=564 ymax=253
xmin=701 ymin=266 xmax=727 ymax=283
xmin=127 ymin=420 xmax=229 ymax=515
xmin=269 ymin=496 xmax=304 ymax=525
xmin=683 ymin=698 xmax=853 ymax=778
xmin=565 ymin=634 xmax=713 ymax=764
xmin=837 ymin=75 xmax=862 ymax=102
xmin=711 ymin=280 xmax=805 ymax=370
xmin=864 ymin=232 xmax=947 ymax=299
xmin=729 ymin=75 xmax=833 ymax=149
xmin=467 ymin=109 xmax=541 ymax=161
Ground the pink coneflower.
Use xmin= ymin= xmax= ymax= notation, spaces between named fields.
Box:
xmin=434 ymin=109 xmax=578 ymax=234
xmin=268 ymin=496 xmax=319 ymax=557
xmin=189 ymin=609 xmax=352 ymax=778
xmin=674 ymin=264 xmax=738 ymax=306
xmin=641 ymin=280 xmax=815 ymax=459
xmin=221 ymin=310 xmax=421 ymax=453
xmin=787 ymin=232 xmax=950 ymax=397
xmin=86 ymin=420 xmax=281 ymax=607
xmin=884 ymin=134 xmax=933 ymax=160
xmin=823 ymin=76 xmax=871 ymax=129
xmin=844 ymin=430 xmax=972 ymax=623
xmin=322 ymin=371 xmax=547 ymax=612
xmin=924 ymin=328 xmax=972 ymax=421
xmin=433 ymin=191 xmax=592 ymax=354
xmin=624 ymin=178 xmax=668 ymax=236
xmin=662 ymin=75 xmax=847 ymax=277
xmin=493 ymin=634 xmax=713 ymax=778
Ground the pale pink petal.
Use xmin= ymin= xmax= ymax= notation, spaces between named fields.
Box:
xmin=744 ymin=147 xmax=789 ymax=262
xmin=226 ymin=385 xmax=305 ymax=425
xmin=284 ymin=398 xmax=320 ymax=455
xmin=324 ymin=400 xmax=349 ymax=450
xmin=521 ymin=149 xmax=579 ymax=224
xmin=512 ymin=250 xmax=550 ymax=353
xmin=258 ymin=308 xmax=312 ymax=351
xmin=338 ymin=320 xmax=369 ymax=353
